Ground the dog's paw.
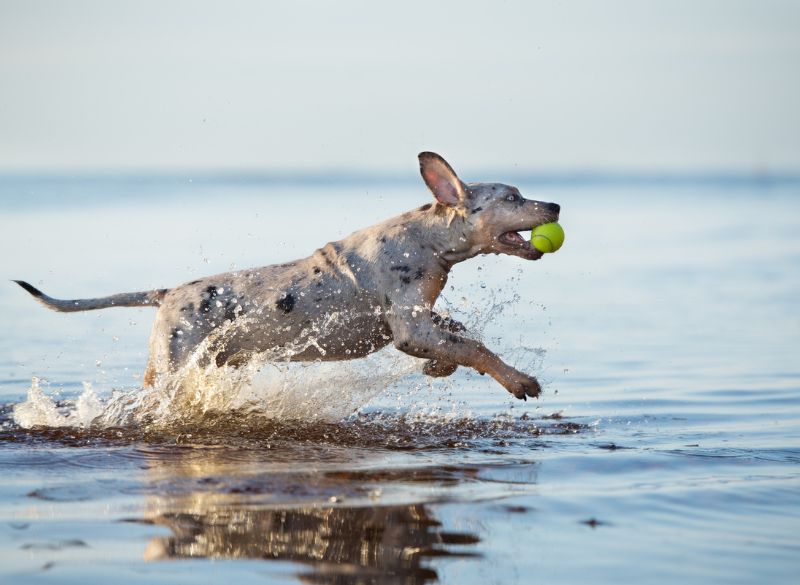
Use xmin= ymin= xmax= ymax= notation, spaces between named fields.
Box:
xmin=506 ymin=374 xmax=542 ymax=401
xmin=422 ymin=359 xmax=459 ymax=378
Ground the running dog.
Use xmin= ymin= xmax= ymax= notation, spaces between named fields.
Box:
xmin=15 ymin=152 xmax=560 ymax=400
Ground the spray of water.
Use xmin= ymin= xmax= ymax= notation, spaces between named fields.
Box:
xmin=12 ymin=279 xmax=549 ymax=432
xmin=13 ymin=346 xmax=424 ymax=429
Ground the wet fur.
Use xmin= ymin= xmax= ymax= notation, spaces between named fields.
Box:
xmin=15 ymin=153 xmax=560 ymax=401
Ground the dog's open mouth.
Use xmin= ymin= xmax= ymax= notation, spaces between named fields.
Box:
xmin=497 ymin=230 xmax=542 ymax=260
xmin=498 ymin=230 xmax=533 ymax=249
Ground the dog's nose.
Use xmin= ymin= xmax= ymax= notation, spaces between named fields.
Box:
xmin=546 ymin=202 xmax=560 ymax=214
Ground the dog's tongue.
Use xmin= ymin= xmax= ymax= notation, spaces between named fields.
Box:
xmin=507 ymin=232 xmax=526 ymax=245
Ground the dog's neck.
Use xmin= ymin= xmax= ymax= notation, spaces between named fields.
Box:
xmin=415 ymin=204 xmax=484 ymax=271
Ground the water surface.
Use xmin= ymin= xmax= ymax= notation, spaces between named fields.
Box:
xmin=0 ymin=175 xmax=798 ymax=584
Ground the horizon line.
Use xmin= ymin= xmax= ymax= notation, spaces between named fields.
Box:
xmin=1 ymin=167 xmax=800 ymax=186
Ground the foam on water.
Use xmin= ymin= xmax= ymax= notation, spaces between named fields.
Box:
xmin=13 ymin=347 xmax=427 ymax=430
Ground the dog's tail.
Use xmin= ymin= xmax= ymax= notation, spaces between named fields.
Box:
xmin=12 ymin=280 xmax=168 ymax=313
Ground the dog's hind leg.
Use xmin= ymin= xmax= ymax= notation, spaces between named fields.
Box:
xmin=422 ymin=359 xmax=458 ymax=377
xmin=142 ymin=360 xmax=157 ymax=388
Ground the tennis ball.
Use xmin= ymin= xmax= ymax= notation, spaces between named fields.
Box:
xmin=531 ymin=222 xmax=565 ymax=253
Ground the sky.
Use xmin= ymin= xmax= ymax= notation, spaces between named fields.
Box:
xmin=1 ymin=0 xmax=799 ymax=173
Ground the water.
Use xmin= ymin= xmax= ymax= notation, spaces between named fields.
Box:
xmin=1 ymin=175 xmax=799 ymax=584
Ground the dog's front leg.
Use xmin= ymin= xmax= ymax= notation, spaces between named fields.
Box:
xmin=388 ymin=308 xmax=541 ymax=400
xmin=421 ymin=311 xmax=466 ymax=378
xmin=431 ymin=312 xmax=466 ymax=334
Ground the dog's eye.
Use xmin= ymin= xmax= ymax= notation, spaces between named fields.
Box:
xmin=506 ymin=193 xmax=520 ymax=202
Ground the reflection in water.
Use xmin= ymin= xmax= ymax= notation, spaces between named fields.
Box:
xmin=138 ymin=449 xmax=485 ymax=584
xmin=144 ymin=502 xmax=478 ymax=584
xmin=1 ymin=404 xmax=556 ymax=583
xmin=0 ymin=405 xmax=559 ymax=582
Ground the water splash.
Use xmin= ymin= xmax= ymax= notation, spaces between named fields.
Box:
xmin=11 ymin=283 xmax=549 ymax=432
xmin=13 ymin=378 xmax=104 ymax=429
xmin=13 ymin=347 xmax=424 ymax=430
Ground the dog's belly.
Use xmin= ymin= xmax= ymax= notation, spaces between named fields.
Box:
xmin=275 ymin=310 xmax=394 ymax=361
xmin=217 ymin=300 xmax=391 ymax=362
xmin=232 ymin=278 xmax=393 ymax=361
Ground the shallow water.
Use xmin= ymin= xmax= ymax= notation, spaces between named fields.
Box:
xmin=1 ymin=176 xmax=799 ymax=584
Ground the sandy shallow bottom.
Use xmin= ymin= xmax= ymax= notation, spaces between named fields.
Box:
xmin=1 ymin=177 xmax=799 ymax=584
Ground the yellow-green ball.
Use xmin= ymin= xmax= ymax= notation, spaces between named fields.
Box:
xmin=531 ymin=222 xmax=565 ymax=253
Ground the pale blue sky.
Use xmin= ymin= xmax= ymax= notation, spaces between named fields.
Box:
xmin=1 ymin=0 xmax=798 ymax=172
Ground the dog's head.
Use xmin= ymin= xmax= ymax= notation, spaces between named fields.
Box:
xmin=419 ymin=152 xmax=560 ymax=261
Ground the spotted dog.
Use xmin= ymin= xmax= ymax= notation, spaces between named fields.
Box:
xmin=15 ymin=152 xmax=561 ymax=400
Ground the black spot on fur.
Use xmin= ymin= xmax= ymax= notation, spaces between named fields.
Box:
xmin=414 ymin=267 xmax=424 ymax=280
xmin=379 ymin=236 xmax=387 ymax=243
xmin=400 ymin=276 xmax=411 ymax=285
xmin=432 ymin=313 xmax=465 ymax=333
xmin=312 ymin=266 xmax=321 ymax=275
xmin=188 ymin=280 xmax=201 ymax=286
xmin=447 ymin=334 xmax=464 ymax=344
xmin=418 ymin=203 xmax=432 ymax=211
xmin=470 ymin=206 xmax=483 ymax=213
xmin=223 ymin=302 xmax=239 ymax=323
xmin=170 ymin=327 xmax=183 ymax=340
xmin=276 ymin=293 xmax=295 ymax=314
xmin=390 ymin=265 xmax=411 ymax=273
xmin=199 ymin=285 xmax=220 ymax=314
xmin=13 ymin=280 xmax=43 ymax=298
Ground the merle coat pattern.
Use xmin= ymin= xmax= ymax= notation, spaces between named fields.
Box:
xmin=15 ymin=152 xmax=560 ymax=400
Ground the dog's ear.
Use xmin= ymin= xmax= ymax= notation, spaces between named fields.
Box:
xmin=418 ymin=152 xmax=467 ymax=207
